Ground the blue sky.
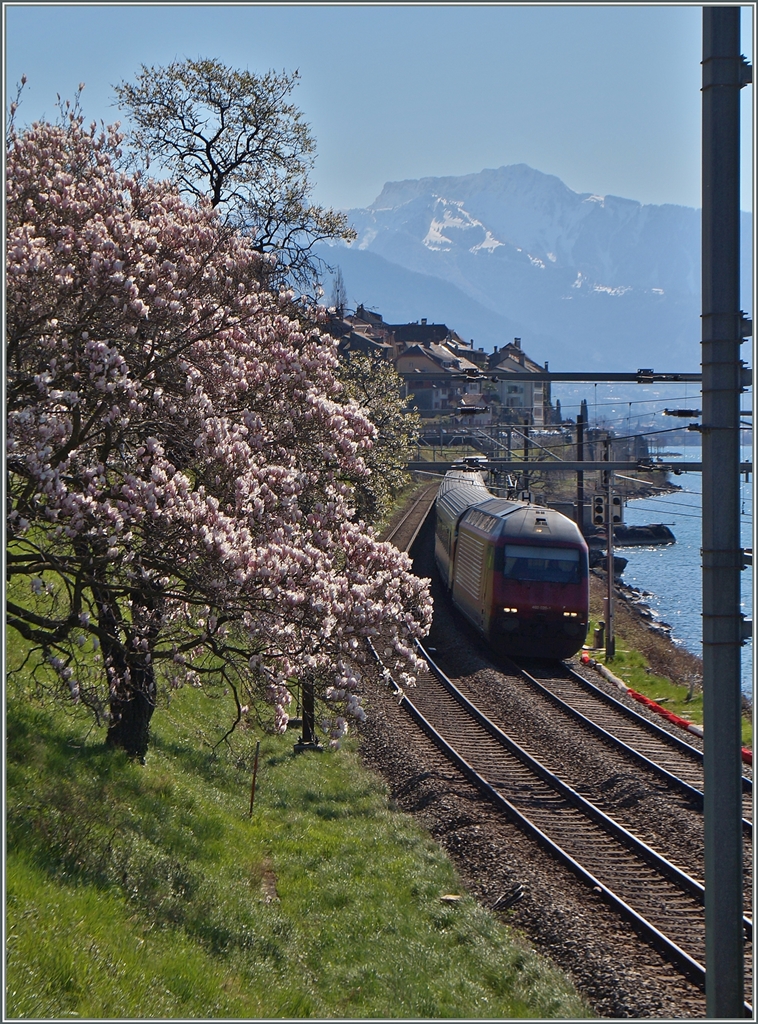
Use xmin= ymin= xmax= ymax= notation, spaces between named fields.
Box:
xmin=4 ymin=3 xmax=755 ymax=213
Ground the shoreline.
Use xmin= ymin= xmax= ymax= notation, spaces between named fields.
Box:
xmin=590 ymin=568 xmax=752 ymax=720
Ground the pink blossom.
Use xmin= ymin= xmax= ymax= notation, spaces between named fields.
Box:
xmin=6 ymin=114 xmax=432 ymax=740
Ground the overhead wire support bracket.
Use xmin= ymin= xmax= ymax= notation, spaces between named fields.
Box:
xmin=406 ymin=459 xmax=754 ymax=475
xmin=406 ymin=368 xmax=703 ymax=384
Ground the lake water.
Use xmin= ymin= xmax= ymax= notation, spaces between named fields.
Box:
xmin=619 ymin=451 xmax=753 ymax=698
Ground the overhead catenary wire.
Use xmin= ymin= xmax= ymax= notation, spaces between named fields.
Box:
xmin=626 ymin=502 xmax=751 ymax=523
xmin=627 ymin=506 xmax=703 ymax=521
xmin=615 ymin=473 xmax=697 ymax=492
xmin=558 ymin=396 xmax=704 ymax=409
xmin=453 ymin=423 xmax=718 ymax=460
xmin=630 ymin=496 xmax=704 ymax=511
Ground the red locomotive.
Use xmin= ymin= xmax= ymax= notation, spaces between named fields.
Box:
xmin=435 ymin=468 xmax=589 ymax=659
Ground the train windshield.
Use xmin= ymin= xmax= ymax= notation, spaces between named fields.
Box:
xmin=503 ymin=545 xmax=581 ymax=584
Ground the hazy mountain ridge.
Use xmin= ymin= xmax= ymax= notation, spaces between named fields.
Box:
xmin=317 ymin=244 xmax=558 ymax=356
xmin=320 ymin=164 xmax=752 ymax=372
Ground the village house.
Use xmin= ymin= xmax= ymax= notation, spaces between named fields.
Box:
xmin=327 ymin=305 xmax=549 ymax=424
xmin=488 ymin=338 xmax=552 ymax=426
xmin=395 ymin=339 xmax=483 ymax=414
xmin=327 ymin=305 xmax=395 ymax=361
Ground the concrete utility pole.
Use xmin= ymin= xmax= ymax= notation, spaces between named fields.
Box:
xmin=576 ymin=411 xmax=585 ymax=534
xmin=603 ymin=438 xmax=615 ymax=660
xmin=701 ymin=6 xmax=752 ymax=1016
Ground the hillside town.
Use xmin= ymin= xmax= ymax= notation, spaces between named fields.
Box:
xmin=326 ymin=304 xmax=556 ymax=427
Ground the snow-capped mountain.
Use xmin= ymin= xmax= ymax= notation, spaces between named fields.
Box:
xmin=318 ymin=164 xmax=752 ymax=373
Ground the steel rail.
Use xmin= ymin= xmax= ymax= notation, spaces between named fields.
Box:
xmin=419 ymin=642 xmax=750 ymax=920
xmin=382 ymin=484 xmax=438 ymax=549
xmin=500 ymin=658 xmax=753 ymax=838
xmin=394 ymin=464 xmax=753 ymax=1011
xmin=563 ymin=663 xmax=753 ymax=796
xmin=367 ymin=639 xmax=728 ymax=998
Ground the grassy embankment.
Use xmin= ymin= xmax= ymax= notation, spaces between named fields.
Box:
xmin=6 ymin=626 xmax=591 ymax=1020
xmin=585 ymin=605 xmax=752 ymax=750
xmin=585 ymin=581 xmax=753 ymax=749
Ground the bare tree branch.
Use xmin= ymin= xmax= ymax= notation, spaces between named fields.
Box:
xmin=114 ymin=59 xmax=356 ymax=292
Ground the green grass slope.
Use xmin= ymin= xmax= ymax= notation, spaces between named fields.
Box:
xmin=6 ymin=651 xmax=591 ymax=1019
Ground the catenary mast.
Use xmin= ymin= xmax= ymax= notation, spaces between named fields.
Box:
xmin=701 ymin=6 xmax=752 ymax=1017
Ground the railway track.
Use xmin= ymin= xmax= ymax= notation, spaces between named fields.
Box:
xmin=375 ymin=495 xmax=754 ymax=1009
xmin=369 ymin=636 xmax=753 ymax=1010
xmin=423 ymin=632 xmax=753 ymax=919
xmin=380 ymin=482 xmax=439 ymax=551
xmin=508 ymin=656 xmax=754 ymax=835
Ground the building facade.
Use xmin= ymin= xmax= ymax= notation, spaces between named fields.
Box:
xmin=488 ymin=338 xmax=551 ymax=426
xmin=328 ymin=307 xmax=549 ymax=424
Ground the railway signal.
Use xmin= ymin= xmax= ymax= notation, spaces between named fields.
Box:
xmin=610 ymin=494 xmax=624 ymax=525
xmin=592 ymin=494 xmax=607 ymax=525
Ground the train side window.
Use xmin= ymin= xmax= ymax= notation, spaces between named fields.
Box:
xmin=494 ymin=546 xmax=504 ymax=573
xmin=436 ymin=519 xmax=451 ymax=550
xmin=464 ymin=509 xmax=500 ymax=534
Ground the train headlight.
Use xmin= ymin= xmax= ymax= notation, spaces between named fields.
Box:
xmin=503 ymin=607 xmax=518 ymax=614
xmin=563 ymin=611 xmax=579 ymax=617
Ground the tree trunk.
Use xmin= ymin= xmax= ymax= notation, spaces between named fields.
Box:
xmin=105 ymin=660 xmax=156 ymax=762
xmin=94 ymin=578 xmax=162 ymax=762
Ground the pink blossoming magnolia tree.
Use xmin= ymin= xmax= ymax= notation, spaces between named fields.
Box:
xmin=6 ymin=113 xmax=432 ymax=760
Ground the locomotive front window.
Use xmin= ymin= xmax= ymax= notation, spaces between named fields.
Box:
xmin=503 ymin=545 xmax=581 ymax=584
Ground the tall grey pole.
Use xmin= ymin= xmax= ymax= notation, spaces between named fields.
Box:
xmin=576 ymin=411 xmax=585 ymax=534
xmin=603 ymin=437 xmax=615 ymax=660
xmin=701 ymin=7 xmax=751 ymax=1016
